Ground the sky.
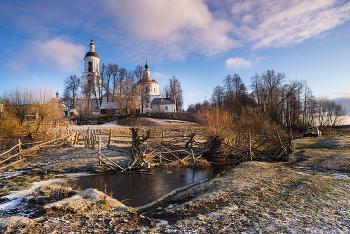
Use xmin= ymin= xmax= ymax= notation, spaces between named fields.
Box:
xmin=1 ymin=0 xmax=350 ymax=113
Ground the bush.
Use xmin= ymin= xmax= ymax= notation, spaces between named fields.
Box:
xmin=199 ymin=107 xmax=286 ymax=149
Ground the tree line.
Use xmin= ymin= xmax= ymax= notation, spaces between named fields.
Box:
xmin=63 ymin=63 xmax=183 ymax=114
xmin=188 ymin=70 xmax=346 ymax=128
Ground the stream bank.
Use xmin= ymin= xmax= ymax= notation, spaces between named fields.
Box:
xmin=1 ymin=130 xmax=350 ymax=233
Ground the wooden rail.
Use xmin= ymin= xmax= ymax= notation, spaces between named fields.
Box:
xmin=0 ymin=133 xmax=73 ymax=172
xmin=97 ymin=136 xmax=126 ymax=172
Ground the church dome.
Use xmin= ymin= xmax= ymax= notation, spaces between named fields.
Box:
xmin=137 ymin=76 xmax=158 ymax=85
xmin=85 ymin=51 xmax=99 ymax=58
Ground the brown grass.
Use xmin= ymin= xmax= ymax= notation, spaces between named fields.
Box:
xmin=198 ymin=107 xmax=285 ymax=149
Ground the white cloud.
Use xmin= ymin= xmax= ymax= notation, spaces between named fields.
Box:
xmin=3 ymin=0 xmax=350 ymax=65
xmin=152 ymin=72 xmax=166 ymax=79
xmin=225 ymin=57 xmax=252 ymax=70
xmin=35 ymin=38 xmax=85 ymax=72
xmin=101 ymin=0 xmax=350 ymax=60
xmin=188 ymin=93 xmax=196 ymax=98
xmin=231 ymin=0 xmax=350 ymax=49
xmin=103 ymin=0 xmax=239 ymax=59
xmin=7 ymin=38 xmax=85 ymax=73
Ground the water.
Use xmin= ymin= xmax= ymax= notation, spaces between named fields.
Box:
xmin=67 ymin=166 xmax=229 ymax=207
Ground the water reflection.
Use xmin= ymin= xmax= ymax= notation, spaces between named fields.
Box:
xmin=68 ymin=166 xmax=228 ymax=207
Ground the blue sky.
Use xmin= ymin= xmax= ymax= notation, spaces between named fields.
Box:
xmin=1 ymin=0 xmax=350 ymax=112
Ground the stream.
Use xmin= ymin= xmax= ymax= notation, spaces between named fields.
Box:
xmin=67 ymin=166 xmax=229 ymax=207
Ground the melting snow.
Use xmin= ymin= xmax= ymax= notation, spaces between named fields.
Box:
xmin=0 ymin=178 xmax=65 ymax=211
xmin=156 ymin=219 xmax=169 ymax=226
xmin=0 ymin=170 xmax=27 ymax=179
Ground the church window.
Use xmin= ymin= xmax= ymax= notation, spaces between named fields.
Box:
xmin=154 ymin=87 xmax=156 ymax=93
xmin=88 ymin=61 xmax=92 ymax=72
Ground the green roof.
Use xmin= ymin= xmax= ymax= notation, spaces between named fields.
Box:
xmin=0 ymin=97 xmax=4 ymax=105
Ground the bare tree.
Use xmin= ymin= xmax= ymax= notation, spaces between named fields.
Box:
xmin=100 ymin=63 xmax=111 ymax=102
xmin=110 ymin=64 xmax=119 ymax=102
xmin=134 ymin=64 xmax=144 ymax=82
xmin=134 ymin=65 xmax=149 ymax=113
xmin=317 ymin=97 xmax=346 ymax=126
xmin=123 ymin=70 xmax=136 ymax=113
xmin=63 ymin=75 xmax=80 ymax=109
xmin=33 ymin=87 xmax=61 ymax=133
xmin=4 ymin=86 xmax=34 ymax=125
xmin=164 ymin=76 xmax=183 ymax=111
xmin=211 ymin=85 xmax=225 ymax=108
xmin=250 ymin=73 xmax=262 ymax=111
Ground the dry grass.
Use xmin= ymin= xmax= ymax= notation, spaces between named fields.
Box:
xmin=0 ymin=216 xmax=35 ymax=234
xmin=198 ymin=107 xmax=287 ymax=153
xmin=43 ymin=188 xmax=127 ymax=215
xmin=289 ymin=134 xmax=350 ymax=172
xmin=147 ymin=161 xmax=350 ymax=233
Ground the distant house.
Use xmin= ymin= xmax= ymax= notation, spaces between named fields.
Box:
xmin=150 ymin=98 xmax=176 ymax=113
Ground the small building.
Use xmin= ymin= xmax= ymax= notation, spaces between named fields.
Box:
xmin=150 ymin=98 xmax=176 ymax=113
xmin=136 ymin=61 xmax=161 ymax=113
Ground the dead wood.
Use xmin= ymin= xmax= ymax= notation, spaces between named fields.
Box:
xmin=185 ymin=133 xmax=196 ymax=148
xmin=202 ymin=135 xmax=223 ymax=159
xmin=130 ymin=128 xmax=152 ymax=147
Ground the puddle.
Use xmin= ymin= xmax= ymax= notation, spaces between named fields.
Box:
xmin=67 ymin=166 xmax=229 ymax=207
xmin=293 ymin=167 xmax=350 ymax=179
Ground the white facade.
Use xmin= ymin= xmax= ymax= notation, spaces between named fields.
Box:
xmin=137 ymin=62 xmax=161 ymax=113
xmin=81 ymin=39 xmax=101 ymax=102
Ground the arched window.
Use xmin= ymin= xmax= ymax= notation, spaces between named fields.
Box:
xmin=154 ymin=87 xmax=156 ymax=94
xmin=165 ymin=106 xmax=168 ymax=111
xmin=88 ymin=61 xmax=92 ymax=72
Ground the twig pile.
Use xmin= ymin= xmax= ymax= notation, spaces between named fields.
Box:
xmin=127 ymin=128 xmax=210 ymax=170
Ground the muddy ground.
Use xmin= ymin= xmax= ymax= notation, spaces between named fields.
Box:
xmin=0 ymin=123 xmax=349 ymax=233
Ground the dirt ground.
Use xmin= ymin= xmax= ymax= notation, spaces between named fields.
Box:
xmin=1 ymin=123 xmax=350 ymax=233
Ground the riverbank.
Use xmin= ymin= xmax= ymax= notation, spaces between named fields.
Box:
xmin=1 ymin=127 xmax=350 ymax=233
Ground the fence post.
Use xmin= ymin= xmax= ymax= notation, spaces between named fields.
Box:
xmin=87 ymin=127 xmax=90 ymax=147
xmin=18 ymin=139 xmax=22 ymax=160
xmin=289 ymin=128 xmax=292 ymax=150
xmin=98 ymin=136 xmax=101 ymax=165
xmin=108 ymin=129 xmax=112 ymax=146
xmin=248 ymin=131 xmax=252 ymax=161
xmin=91 ymin=131 xmax=95 ymax=149
xmin=74 ymin=131 xmax=78 ymax=145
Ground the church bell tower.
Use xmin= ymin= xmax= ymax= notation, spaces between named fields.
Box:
xmin=81 ymin=40 xmax=102 ymax=106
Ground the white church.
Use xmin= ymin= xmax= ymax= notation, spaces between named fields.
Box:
xmin=80 ymin=40 xmax=175 ymax=115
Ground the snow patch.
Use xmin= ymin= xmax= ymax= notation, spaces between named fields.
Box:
xmin=0 ymin=178 xmax=65 ymax=212
xmin=0 ymin=170 xmax=27 ymax=179
xmin=156 ymin=219 xmax=169 ymax=226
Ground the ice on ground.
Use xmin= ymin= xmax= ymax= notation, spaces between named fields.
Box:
xmin=4 ymin=178 xmax=65 ymax=200
xmin=0 ymin=170 xmax=27 ymax=179
xmin=156 ymin=219 xmax=169 ymax=226
xmin=328 ymin=173 xmax=349 ymax=179
xmin=61 ymin=172 xmax=91 ymax=178
xmin=0 ymin=198 xmax=22 ymax=211
xmin=0 ymin=178 xmax=65 ymax=212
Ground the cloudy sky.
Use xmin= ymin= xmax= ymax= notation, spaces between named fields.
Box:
xmin=1 ymin=0 xmax=350 ymax=111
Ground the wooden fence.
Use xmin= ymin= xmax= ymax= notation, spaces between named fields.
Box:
xmin=89 ymin=127 xmax=293 ymax=172
xmin=0 ymin=133 xmax=74 ymax=172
